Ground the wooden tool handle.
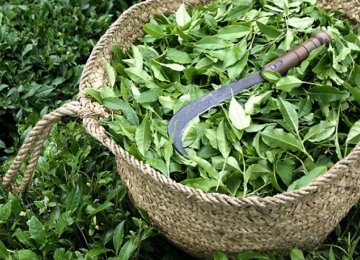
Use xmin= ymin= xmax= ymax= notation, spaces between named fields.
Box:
xmin=261 ymin=31 xmax=332 ymax=75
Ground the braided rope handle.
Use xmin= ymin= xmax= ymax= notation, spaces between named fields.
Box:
xmin=2 ymin=100 xmax=109 ymax=193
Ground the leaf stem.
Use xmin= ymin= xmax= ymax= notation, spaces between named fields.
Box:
xmin=296 ymin=131 xmax=313 ymax=161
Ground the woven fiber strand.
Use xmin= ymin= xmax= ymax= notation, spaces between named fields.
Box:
xmin=3 ymin=0 xmax=359 ymax=258
xmin=76 ymin=0 xmax=360 ymax=258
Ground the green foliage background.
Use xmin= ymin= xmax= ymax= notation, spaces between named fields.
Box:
xmin=0 ymin=0 xmax=358 ymax=259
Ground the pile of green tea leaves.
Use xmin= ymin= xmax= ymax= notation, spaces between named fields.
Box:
xmin=87 ymin=0 xmax=360 ymax=197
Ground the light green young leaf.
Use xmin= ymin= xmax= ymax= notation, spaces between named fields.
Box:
xmin=103 ymin=97 xmax=139 ymax=125
xmin=163 ymin=133 xmax=174 ymax=177
xmin=0 ymin=201 xmax=11 ymax=222
xmin=304 ymin=121 xmax=336 ymax=142
xmin=229 ymin=96 xmax=251 ymax=130
xmin=166 ymin=48 xmax=192 ymax=64
xmin=205 ymin=129 xmax=218 ymax=149
xmin=277 ymin=97 xmax=299 ymax=133
xmin=17 ymin=250 xmax=40 ymax=260
xmin=227 ymin=51 xmax=249 ymax=80
xmin=288 ymin=166 xmax=327 ymax=191
xmin=176 ymin=3 xmax=191 ymax=27
xmin=157 ymin=61 xmax=185 ymax=71
xmin=132 ymin=45 xmax=143 ymax=72
xmin=151 ymin=63 xmax=167 ymax=81
xmin=104 ymin=61 xmax=116 ymax=88
xmin=190 ymin=153 xmax=219 ymax=179
xmin=261 ymin=128 xmax=303 ymax=152
xmin=279 ymin=30 xmax=294 ymax=50
xmin=135 ymin=89 xmax=161 ymax=104
xmin=143 ymin=23 xmax=164 ymax=38
xmin=217 ymin=119 xmax=230 ymax=158
xmin=124 ymin=67 xmax=149 ymax=84
xmin=196 ymin=37 xmax=232 ymax=50
xmin=289 ymin=248 xmax=305 ymax=260
xmin=85 ymin=89 xmax=103 ymax=103
xmin=135 ymin=114 xmax=152 ymax=156
xmin=216 ymin=24 xmax=250 ymax=40
xmin=27 ymin=216 xmax=45 ymax=242
xmin=223 ymin=41 xmax=247 ymax=68
xmin=346 ymin=120 xmax=360 ymax=144
xmin=276 ymin=75 xmax=303 ymax=92
xmin=245 ymin=91 xmax=272 ymax=115
xmin=261 ymin=70 xmax=281 ymax=83
xmin=181 ymin=178 xmax=220 ymax=193
xmin=288 ymin=17 xmax=315 ymax=29
xmin=101 ymin=86 xmax=116 ymax=98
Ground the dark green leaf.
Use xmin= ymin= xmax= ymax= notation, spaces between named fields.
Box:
xmin=256 ymin=21 xmax=282 ymax=39
xmin=308 ymin=85 xmax=350 ymax=103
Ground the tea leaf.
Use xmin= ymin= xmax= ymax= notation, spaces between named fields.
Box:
xmin=288 ymin=17 xmax=315 ymax=29
xmin=166 ymin=48 xmax=192 ymax=64
xmin=135 ymin=114 xmax=152 ymax=156
xmin=113 ymin=221 xmax=125 ymax=254
xmin=256 ymin=21 xmax=282 ymax=39
xmin=216 ymin=24 xmax=250 ymax=40
xmin=261 ymin=70 xmax=281 ymax=82
xmin=196 ymin=37 xmax=232 ymax=50
xmin=17 ymin=250 xmax=40 ymax=260
xmin=181 ymin=178 xmax=219 ymax=192
xmin=304 ymin=121 xmax=336 ymax=142
xmin=261 ymin=128 xmax=303 ymax=152
xmin=119 ymin=237 xmax=140 ymax=260
xmin=229 ymin=96 xmax=251 ymax=130
xmin=346 ymin=120 xmax=360 ymax=144
xmin=143 ymin=23 xmax=164 ymax=38
xmin=276 ymin=76 xmax=303 ymax=92
xmin=308 ymin=85 xmax=350 ymax=103
xmin=217 ymin=119 xmax=230 ymax=158
xmin=290 ymin=248 xmax=305 ymax=260
xmin=277 ymin=97 xmax=299 ymax=133
xmin=176 ymin=3 xmax=191 ymax=27
xmin=288 ymin=166 xmax=327 ymax=191
xmin=214 ymin=251 xmax=229 ymax=260
xmin=105 ymin=61 xmax=116 ymax=88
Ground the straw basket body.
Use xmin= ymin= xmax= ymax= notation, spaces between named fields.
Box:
xmin=76 ymin=0 xmax=360 ymax=258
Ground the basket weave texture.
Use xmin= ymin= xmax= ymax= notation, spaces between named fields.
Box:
xmin=3 ymin=0 xmax=360 ymax=258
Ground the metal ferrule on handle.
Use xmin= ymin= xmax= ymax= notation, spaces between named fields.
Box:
xmin=261 ymin=31 xmax=332 ymax=75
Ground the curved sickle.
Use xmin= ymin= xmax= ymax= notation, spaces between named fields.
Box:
xmin=168 ymin=72 xmax=264 ymax=155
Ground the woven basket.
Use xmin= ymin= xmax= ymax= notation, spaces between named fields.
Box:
xmin=3 ymin=0 xmax=360 ymax=258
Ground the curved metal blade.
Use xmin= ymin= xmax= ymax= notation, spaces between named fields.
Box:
xmin=168 ymin=72 xmax=265 ymax=155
